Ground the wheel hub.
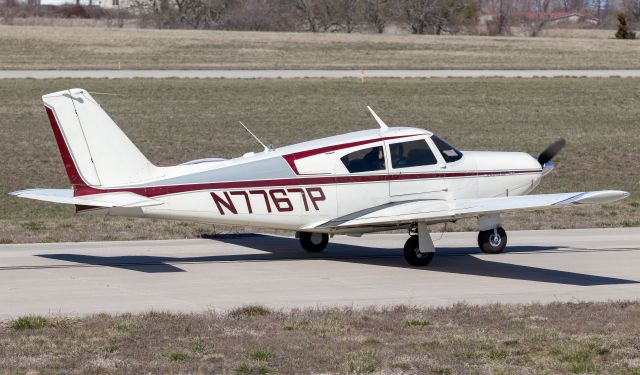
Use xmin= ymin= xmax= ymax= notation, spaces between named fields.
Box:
xmin=310 ymin=233 xmax=323 ymax=245
xmin=489 ymin=232 xmax=501 ymax=247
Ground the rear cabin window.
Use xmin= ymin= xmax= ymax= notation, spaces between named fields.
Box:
xmin=431 ymin=135 xmax=463 ymax=163
xmin=389 ymin=140 xmax=438 ymax=169
xmin=340 ymin=146 xmax=386 ymax=173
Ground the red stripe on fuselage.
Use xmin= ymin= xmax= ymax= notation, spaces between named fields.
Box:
xmin=45 ymin=106 xmax=88 ymax=189
xmin=74 ymin=169 xmax=540 ymax=198
xmin=282 ymin=134 xmax=419 ymax=174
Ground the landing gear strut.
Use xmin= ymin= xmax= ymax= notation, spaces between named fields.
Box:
xmin=478 ymin=227 xmax=507 ymax=254
xmin=299 ymin=232 xmax=329 ymax=252
xmin=403 ymin=222 xmax=435 ymax=266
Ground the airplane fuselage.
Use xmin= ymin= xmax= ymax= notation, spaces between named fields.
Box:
xmin=82 ymin=128 xmax=543 ymax=234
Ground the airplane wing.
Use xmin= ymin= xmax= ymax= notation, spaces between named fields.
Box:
xmin=312 ymin=190 xmax=629 ymax=230
xmin=9 ymin=189 xmax=162 ymax=208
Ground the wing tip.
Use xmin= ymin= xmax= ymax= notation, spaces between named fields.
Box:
xmin=558 ymin=190 xmax=630 ymax=206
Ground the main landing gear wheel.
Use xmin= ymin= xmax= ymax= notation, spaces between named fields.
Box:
xmin=403 ymin=235 xmax=434 ymax=266
xmin=299 ymin=232 xmax=329 ymax=253
xmin=478 ymin=227 xmax=507 ymax=254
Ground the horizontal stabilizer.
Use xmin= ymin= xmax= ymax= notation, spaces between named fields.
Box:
xmin=9 ymin=189 xmax=162 ymax=208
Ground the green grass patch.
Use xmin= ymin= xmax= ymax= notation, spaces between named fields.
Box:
xmin=246 ymin=349 xmax=276 ymax=361
xmin=549 ymin=342 xmax=605 ymax=374
xmin=163 ymin=351 xmax=189 ymax=362
xmin=229 ymin=305 xmax=271 ymax=318
xmin=9 ymin=315 xmax=48 ymax=330
xmin=431 ymin=366 xmax=453 ymax=375
xmin=20 ymin=222 xmax=45 ymax=231
xmin=344 ymin=351 xmax=380 ymax=374
xmin=488 ymin=348 xmax=509 ymax=360
xmin=234 ymin=363 xmax=271 ymax=375
xmin=405 ymin=319 xmax=431 ymax=327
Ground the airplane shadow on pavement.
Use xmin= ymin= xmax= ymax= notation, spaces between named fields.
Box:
xmin=37 ymin=234 xmax=638 ymax=286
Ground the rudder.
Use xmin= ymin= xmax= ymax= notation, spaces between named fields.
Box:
xmin=43 ymin=89 xmax=160 ymax=187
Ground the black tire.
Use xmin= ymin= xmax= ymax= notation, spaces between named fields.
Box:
xmin=477 ymin=227 xmax=507 ymax=254
xmin=403 ymin=236 xmax=434 ymax=266
xmin=300 ymin=232 xmax=329 ymax=252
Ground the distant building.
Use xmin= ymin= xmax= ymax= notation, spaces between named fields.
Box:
xmin=519 ymin=11 xmax=600 ymax=25
xmin=13 ymin=0 xmax=98 ymax=5
xmin=479 ymin=11 xmax=600 ymax=33
xmin=99 ymin=0 xmax=129 ymax=9
xmin=11 ymin=0 xmax=129 ymax=7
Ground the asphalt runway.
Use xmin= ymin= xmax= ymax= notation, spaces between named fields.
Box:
xmin=0 ymin=228 xmax=639 ymax=318
xmin=2 ymin=70 xmax=640 ymax=79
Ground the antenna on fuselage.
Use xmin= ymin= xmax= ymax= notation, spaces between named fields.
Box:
xmin=367 ymin=106 xmax=388 ymax=130
xmin=238 ymin=121 xmax=270 ymax=152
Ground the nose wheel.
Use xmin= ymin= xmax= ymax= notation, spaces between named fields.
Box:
xmin=299 ymin=232 xmax=329 ymax=252
xmin=478 ymin=227 xmax=507 ymax=254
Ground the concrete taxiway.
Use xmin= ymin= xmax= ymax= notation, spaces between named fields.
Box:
xmin=2 ymin=70 xmax=640 ymax=79
xmin=0 ymin=228 xmax=638 ymax=318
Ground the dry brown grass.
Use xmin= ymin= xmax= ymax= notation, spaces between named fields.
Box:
xmin=0 ymin=25 xmax=638 ymax=70
xmin=0 ymin=77 xmax=638 ymax=243
xmin=0 ymin=301 xmax=639 ymax=374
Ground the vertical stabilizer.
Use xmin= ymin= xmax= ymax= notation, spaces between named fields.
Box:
xmin=43 ymin=89 xmax=160 ymax=187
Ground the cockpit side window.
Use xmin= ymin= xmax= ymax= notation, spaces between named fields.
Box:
xmin=389 ymin=139 xmax=437 ymax=169
xmin=431 ymin=135 xmax=463 ymax=163
xmin=340 ymin=146 xmax=385 ymax=173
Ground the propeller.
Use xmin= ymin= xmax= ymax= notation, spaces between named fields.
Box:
xmin=537 ymin=138 xmax=566 ymax=166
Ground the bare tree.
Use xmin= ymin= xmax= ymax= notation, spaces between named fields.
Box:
xmin=402 ymin=0 xmax=438 ymax=34
xmin=521 ymin=0 xmax=552 ymax=36
xmin=622 ymin=0 xmax=640 ymax=22
xmin=294 ymin=0 xmax=319 ymax=31
xmin=560 ymin=0 xmax=585 ymax=12
xmin=174 ymin=0 xmax=230 ymax=29
xmin=365 ymin=0 xmax=391 ymax=33
xmin=494 ymin=0 xmax=512 ymax=34
xmin=223 ymin=0 xmax=298 ymax=30
xmin=402 ymin=0 xmax=478 ymax=35
xmin=335 ymin=0 xmax=360 ymax=32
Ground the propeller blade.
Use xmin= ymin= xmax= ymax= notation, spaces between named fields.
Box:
xmin=537 ymin=138 xmax=566 ymax=166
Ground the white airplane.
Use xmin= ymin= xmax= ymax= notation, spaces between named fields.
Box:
xmin=11 ymin=89 xmax=629 ymax=266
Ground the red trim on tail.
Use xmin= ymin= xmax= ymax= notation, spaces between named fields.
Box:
xmin=45 ymin=106 xmax=88 ymax=190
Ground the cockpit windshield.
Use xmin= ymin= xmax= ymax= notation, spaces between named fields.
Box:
xmin=431 ymin=135 xmax=463 ymax=163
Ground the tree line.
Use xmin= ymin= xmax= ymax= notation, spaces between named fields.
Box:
xmin=131 ymin=0 xmax=639 ymax=35
xmin=2 ymin=0 xmax=639 ymax=35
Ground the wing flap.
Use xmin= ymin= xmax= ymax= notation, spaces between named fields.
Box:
xmin=9 ymin=189 xmax=162 ymax=208
xmin=315 ymin=190 xmax=629 ymax=229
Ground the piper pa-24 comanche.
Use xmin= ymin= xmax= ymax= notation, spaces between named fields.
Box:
xmin=11 ymin=89 xmax=630 ymax=266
